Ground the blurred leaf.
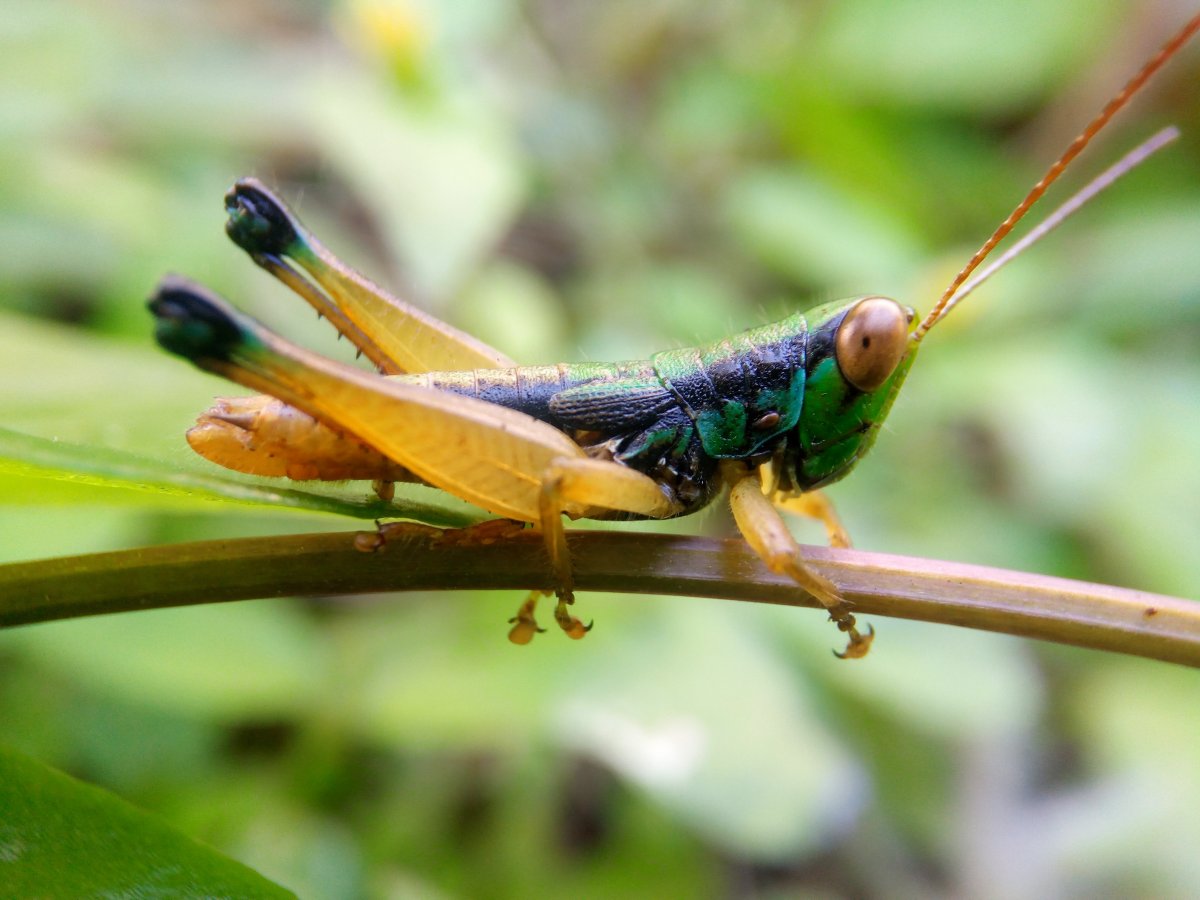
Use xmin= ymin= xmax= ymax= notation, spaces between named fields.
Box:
xmin=455 ymin=260 xmax=570 ymax=365
xmin=815 ymin=0 xmax=1120 ymax=112
xmin=575 ymin=263 xmax=743 ymax=361
xmin=0 ymin=743 xmax=293 ymax=897
xmin=553 ymin=604 xmax=864 ymax=861
xmin=916 ymin=337 xmax=1200 ymax=596
xmin=229 ymin=806 xmax=365 ymax=900
xmin=338 ymin=597 xmax=582 ymax=750
xmin=723 ymin=166 xmax=922 ymax=292
xmin=1074 ymin=659 xmax=1200 ymax=787
xmin=312 ymin=71 xmax=524 ymax=301
xmin=1072 ymin=197 xmax=1200 ymax=333
xmin=1 ymin=601 xmax=326 ymax=721
xmin=1065 ymin=659 xmax=1200 ymax=890
xmin=779 ymin=611 xmax=1042 ymax=739
xmin=0 ymin=507 xmax=148 ymax=565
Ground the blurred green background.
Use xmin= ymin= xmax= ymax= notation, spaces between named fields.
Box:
xmin=2 ymin=0 xmax=1199 ymax=896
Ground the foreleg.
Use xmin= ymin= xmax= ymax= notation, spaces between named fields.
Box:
xmin=727 ymin=467 xmax=872 ymax=659
xmin=773 ymin=489 xmax=852 ymax=549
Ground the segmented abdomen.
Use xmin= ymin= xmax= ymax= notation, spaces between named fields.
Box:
xmin=186 ymin=393 xmax=412 ymax=483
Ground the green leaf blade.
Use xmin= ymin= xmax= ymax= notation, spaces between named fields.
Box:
xmin=0 ymin=744 xmax=295 ymax=898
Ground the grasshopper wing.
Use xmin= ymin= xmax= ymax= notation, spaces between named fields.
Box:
xmin=549 ymin=379 xmax=678 ymax=430
xmin=151 ymin=278 xmax=584 ymax=521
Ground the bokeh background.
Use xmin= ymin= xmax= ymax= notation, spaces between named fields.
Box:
xmin=2 ymin=0 xmax=1199 ymax=896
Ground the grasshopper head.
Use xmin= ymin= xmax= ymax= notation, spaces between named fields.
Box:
xmin=788 ymin=296 xmax=919 ymax=491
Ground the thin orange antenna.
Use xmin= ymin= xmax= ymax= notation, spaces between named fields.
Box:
xmin=914 ymin=12 xmax=1200 ymax=340
xmin=938 ymin=126 xmax=1180 ymax=319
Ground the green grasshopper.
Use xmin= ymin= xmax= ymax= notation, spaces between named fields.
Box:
xmin=149 ymin=14 xmax=1199 ymax=658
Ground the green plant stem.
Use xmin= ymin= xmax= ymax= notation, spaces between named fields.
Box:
xmin=1 ymin=525 xmax=1196 ymax=666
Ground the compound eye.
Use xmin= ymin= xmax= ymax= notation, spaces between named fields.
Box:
xmin=834 ymin=297 xmax=911 ymax=392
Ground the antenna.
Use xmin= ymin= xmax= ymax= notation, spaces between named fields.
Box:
xmin=936 ymin=126 xmax=1180 ymax=319
xmin=914 ymin=12 xmax=1200 ymax=340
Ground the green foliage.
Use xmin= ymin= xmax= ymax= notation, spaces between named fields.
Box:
xmin=2 ymin=0 xmax=1199 ymax=896
xmin=0 ymin=744 xmax=293 ymax=897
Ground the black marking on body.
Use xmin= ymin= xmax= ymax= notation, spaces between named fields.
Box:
xmin=224 ymin=179 xmax=301 ymax=258
xmin=149 ymin=277 xmax=245 ymax=362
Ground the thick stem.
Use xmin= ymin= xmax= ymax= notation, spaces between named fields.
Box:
xmin=0 ymin=526 xmax=1195 ymax=666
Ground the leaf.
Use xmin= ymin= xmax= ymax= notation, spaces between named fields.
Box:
xmin=779 ymin=610 xmax=1042 ymax=739
xmin=2 ymin=600 xmax=327 ymax=721
xmin=0 ymin=743 xmax=294 ymax=897
xmin=311 ymin=72 xmax=524 ymax=301
xmin=722 ymin=167 xmax=921 ymax=292
xmin=815 ymin=0 xmax=1121 ymax=112
xmin=552 ymin=604 xmax=864 ymax=860
xmin=0 ymin=426 xmax=472 ymax=524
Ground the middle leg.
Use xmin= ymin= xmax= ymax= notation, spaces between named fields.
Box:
xmin=528 ymin=457 xmax=678 ymax=641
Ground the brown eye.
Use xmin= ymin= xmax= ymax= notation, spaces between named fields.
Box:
xmin=834 ymin=297 xmax=911 ymax=392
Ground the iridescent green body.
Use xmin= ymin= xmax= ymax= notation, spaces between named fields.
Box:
xmin=397 ymin=298 xmax=918 ymax=517
xmin=151 ymin=179 xmax=919 ymax=529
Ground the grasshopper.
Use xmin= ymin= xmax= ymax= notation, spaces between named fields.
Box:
xmin=149 ymin=14 xmax=1199 ymax=658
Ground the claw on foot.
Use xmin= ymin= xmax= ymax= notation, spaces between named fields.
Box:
xmin=832 ymin=621 xmax=875 ymax=660
xmin=554 ymin=595 xmax=592 ymax=640
xmin=508 ymin=591 xmax=549 ymax=645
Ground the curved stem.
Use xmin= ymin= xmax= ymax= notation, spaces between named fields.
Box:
xmin=0 ymin=526 xmax=1196 ymax=666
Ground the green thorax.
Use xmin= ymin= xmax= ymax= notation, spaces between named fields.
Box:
xmin=651 ymin=312 xmax=809 ymax=458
